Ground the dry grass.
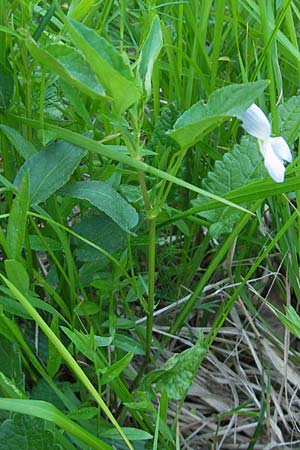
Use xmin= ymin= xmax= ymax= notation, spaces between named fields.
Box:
xmin=150 ymin=271 xmax=300 ymax=449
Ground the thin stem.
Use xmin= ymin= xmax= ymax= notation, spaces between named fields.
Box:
xmin=145 ymin=215 xmax=156 ymax=362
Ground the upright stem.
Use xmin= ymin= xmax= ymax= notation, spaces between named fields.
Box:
xmin=137 ymin=170 xmax=156 ymax=364
xmin=145 ymin=215 xmax=156 ymax=362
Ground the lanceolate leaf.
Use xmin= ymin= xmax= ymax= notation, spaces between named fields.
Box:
xmin=63 ymin=18 xmax=140 ymax=112
xmin=60 ymin=181 xmax=139 ymax=232
xmin=14 ymin=141 xmax=86 ymax=205
xmin=26 ymin=39 xmax=106 ymax=101
xmin=0 ymin=125 xmax=37 ymax=160
xmin=138 ymin=15 xmax=163 ymax=99
xmin=168 ymin=81 xmax=269 ymax=148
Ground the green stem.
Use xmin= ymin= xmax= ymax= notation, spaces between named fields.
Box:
xmin=145 ymin=215 xmax=156 ymax=362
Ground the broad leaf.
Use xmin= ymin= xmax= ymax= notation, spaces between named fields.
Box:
xmin=73 ymin=215 xmax=126 ymax=262
xmin=278 ymin=95 xmax=300 ymax=143
xmin=64 ymin=18 xmax=140 ymax=111
xmin=0 ymin=125 xmax=37 ymax=160
xmin=138 ymin=15 xmax=163 ymax=99
xmin=14 ymin=141 xmax=86 ymax=204
xmin=6 ymin=173 xmax=30 ymax=260
xmin=0 ymin=400 xmax=113 ymax=450
xmin=144 ymin=333 xmax=206 ymax=400
xmin=193 ymin=136 xmax=266 ymax=238
xmin=0 ymin=415 xmax=62 ymax=450
xmin=168 ymin=81 xmax=269 ymax=148
xmin=61 ymin=181 xmax=138 ymax=232
xmin=26 ymin=39 xmax=106 ymax=101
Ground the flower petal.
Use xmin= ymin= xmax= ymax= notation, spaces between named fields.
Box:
xmin=239 ymin=104 xmax=271 ymax=140
xmin=270 ymin=136 xmax=292 ymax=163
xmin=263 ymin=142 xmax=286 ymax=183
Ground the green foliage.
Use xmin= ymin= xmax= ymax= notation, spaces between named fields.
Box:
xmin=26 ymin=39 xmax=106 ymax=101
xmin=0 ymin=126 xmax=37 ymax=160
xmin=168 ymin=81 xmax=269 ymax=148
xmin=14 ymin=141 xmax=86 ymax=204
xmin=6 ymin=173 xmax=29 ymax=260
xmin=73 ymin=214 xmax=126 ymax=262
xmin=0 ymin=2 xmax=300 ymax=449
xmin=194 ymin=136 xmax=266 ymax=237
xmin=144 ymin=333 xmax=206 ymax=400
xmin=0 ymin=63 xmax=13 ymax=108
xmin=0 ymin=415 xmax=63 ymax=450
xmin=138 ymin=15 xmax=163 ymax=99
xmin=64 ymin=17 xmax=140 ymax=112
xmin=277 ymin=95 xmax=300 ymax=142
xmin=61 ymin=181 xmax=138 ymax=232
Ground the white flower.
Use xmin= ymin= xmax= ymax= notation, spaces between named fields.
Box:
xmin=238 ymin=104 xmax=292 ymax=183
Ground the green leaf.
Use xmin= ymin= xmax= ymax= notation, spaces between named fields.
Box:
xmin=68 ymin=0 xmax=96 ymax=21
xmin=61 ymin=327 xmax=97 ymax=362
xmin=28 ymin=235 xmax=61 ymax=252
xmin=59 ymin=79 xmax=91 ymax=126
xmin=0 ymin=63 xmax=13 ymax=108
xmin=67 ymin=406 xmax=98 ymax=421
xmin=26 ymin=39 xmax=106 ymax=101
xmin=64 ymin=18 xmax=140 ymax=112
xmin=138 ymin=15 xmax=163 ymax=99
xmin=168 ymin=81 xmax=269 ymax=148
xmin=278 ymin=95 xmax=300 ymax=143
xmin=0 ymin=125 xmax=37 ymax=160
xmin=0 ymin=400 xmax=113 ymax=450
xmin=73 ymin=215 xmax=126 ymax=262
xmin=101 ymin=350 xmax=134 ymax=384
xmin=14 ymin=141 xmax=86 ymax=205
xmin=144 ymin=333 xmax=206 ymax=400
xmin=100 ymin=427 xmax=152 ymax=441
xmin=5 ymin=260 xmax=29 ymax=295
xmin=47 ymin=317 xmax=62 ymax=378
xmin=113 ymin=334 xmax=145 ymax=355
xmin=6 ymin=172 xmax=30 ymax=260
xmin=149 ymin=102 xmax=181 ymax=150
xmin=0 ymin=336 xmax=24 ymax=391
xmin=61 ymin=181 xmax=138 ymax=232
xmin=193 ymin=136 xmax=266 ymax=238
xmin=0 ymin=372 xmax=26 ymax=399
xmin=0 ymin=415 xmax=62 ymax=450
